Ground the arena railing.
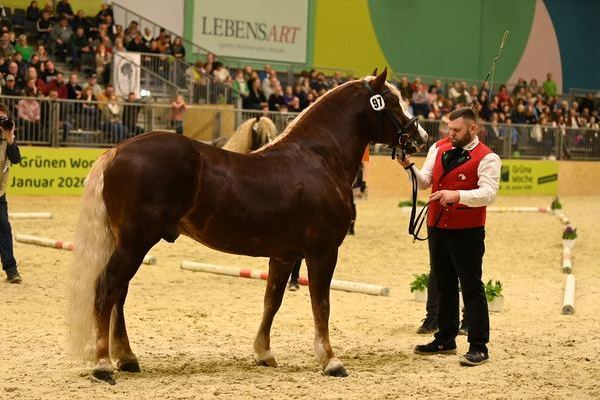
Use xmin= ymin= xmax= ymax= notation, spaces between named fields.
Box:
xmin=1 ymin=94 xmax=597 ymax=159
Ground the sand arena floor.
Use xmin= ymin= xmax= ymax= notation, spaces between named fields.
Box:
xmin=1 ymin=194 xmax=599 ymax=399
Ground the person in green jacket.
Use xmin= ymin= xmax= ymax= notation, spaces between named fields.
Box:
xmin=14 ymin=35 xmax=34 ymax=62
xmin=542 ymin=72 xmax=557 ymax=98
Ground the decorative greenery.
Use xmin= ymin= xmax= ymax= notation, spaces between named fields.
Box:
xmin=410 ymin=273 xmax=429 ymax=292
xmin=551 ymin=197 xmax=562 ymax=210
xmin=398 ymin=199 xmax=428 ymax=207
xmin=562 ymin=226 xmax=578 ymax=240
xmin=485 ymin=280 xmax=503 ymax=302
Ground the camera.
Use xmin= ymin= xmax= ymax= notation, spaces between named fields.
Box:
xmin=0 ymin=115 xmax=15 ymax=132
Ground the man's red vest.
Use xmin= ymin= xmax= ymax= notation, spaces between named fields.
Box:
xmin=427 ymin=138 xmax=493 ymax=229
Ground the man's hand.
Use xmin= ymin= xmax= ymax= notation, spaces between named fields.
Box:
xmin=5 ymin=127 xmax=15 ymax=145
xmin=396 ymin=154 xmax=413 ymax=169
xmin=429 ymin=190 xmax=459 ymax=206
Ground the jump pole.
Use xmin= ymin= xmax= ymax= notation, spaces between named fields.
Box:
xmin=554 ymin=211 xmax=570 ymax=225
xmin=15 ymin=234 xmax=157 ymax=265
xmin=562 ymin=246 xmax=573 ymax=274
xmin=180 ymin=261 xmax=390 ymax=296
xmin=9 ymin=212 xmax=53 ymax=219
xmin=561 ymin=274 xmax=576 ymax=315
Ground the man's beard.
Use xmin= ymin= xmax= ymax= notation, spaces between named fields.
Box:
xmin=451 ymin=135 xmax=473 ymax=148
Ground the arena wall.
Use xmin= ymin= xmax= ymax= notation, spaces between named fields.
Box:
xmin=368 ymin=156 xmax=600 ymax=198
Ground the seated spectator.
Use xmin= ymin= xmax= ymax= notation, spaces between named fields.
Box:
xmin=2 ymin=74 xmax=21 ymax=96
xmin=65 ymin=73 xmax=81 ymax=100
xmin=141 ymin=27 xmax=153 ymax=46
xmin=293 ymin=83 xmax=308 ymax=109
xmin=497 ymin=84 xmax=510 ymax=103
xmin=7 ymin=61 xmax=25 ymax=90
xmin=26 ymin=66 xmax=47 ymax=94
xmin=447 ymin=81 xmax=461 ymax=102
xmin=243 ymin=77 xmax=267 ymax=110
xmin=96 ymin=84 xmax=115 ymax=109
xmin=17 ymin=86 xmax=41 ymax=140
xmin=36 ymin=44 xmax=49 ymax=62
xmin=36 ymin=11 xmax=53 ymax=46
xmin=95 ymin=43 xmax=112 ymax=84
xmin=0 ymin=33 xmax=15 ymax=61
xmin=14 ymin=35 xmax=34 ymax=62
xmin=101 ymin=93 xmax=129 ymax=142
xmin=212 ymin=61 xmax=231 ymax=84
xmin=95 ymin=3 xmax=113 ymax=26
xmin=49 ymin=17 xmax=73 ymax=61
xmin=411 ymin=84 xmax=430 ymax=118
xmin=124 ymin=21 xmax=139 ymax=45
xmin=79 ymin=85 xmax=100 ymax=128
xmin=40 ymin=60 xmax=59 ymax=83
xmin=330 ymin=71 xmax=345 ymax=87
xmin=82 ymin=73 xmax=102 ymax=97
xmin=70 ymin=9 xmax=89 ymax=34
xmin=232 ymin=69 xmax=248 ymax=104
xmin=70 ymin=26 xmax=92 ymax=69
xmin=171 ymin=36 xmax=185 ymax=59
xmin=126 ymin=34 xmax=148 ymax=52
xmin=283 ymin=85 xmax=294 ymax=105
xmin=397 ymin=76 xmax=413 ymax=100
xmin=310 ymin=72 xmax=329 ymax=92
xmin=26 ymin=1 xmax=41 ymax=22
xmin=268 ymin=85 xmax=286 ymax=112
xmin=56 ymin=0 xmax=74 ymax=20
xmin=262 ymin=74 xmax=279 ymax=99
xmin=287 ymin=96 xmax=302 ymax=113
xmin=113 ymin=37 xmax=126 ymax=53
xmin=122 ymin=92 xmax=143 ymax=135
xmin=45 ymin=72 xmax=67 ymax=98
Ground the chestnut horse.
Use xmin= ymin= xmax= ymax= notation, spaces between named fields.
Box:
xmin=69 ymin=69 xmax=428 ymax=384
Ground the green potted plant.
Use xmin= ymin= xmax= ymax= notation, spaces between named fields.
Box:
xmin=562 ymin=226 xmax=577 ymax=249
xmin=410 ymin=273 xmax=428 ymax=302
xmin=398 ymin=199 xmax=428 ymax=208
xmin=485 ymin=280 xmax=504 ymax=312
xmin=551 ymin=197 xmax=562 ymax=211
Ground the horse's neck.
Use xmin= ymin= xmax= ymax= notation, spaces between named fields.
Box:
xmin=284 ymin=86 xmax=369 ymax=186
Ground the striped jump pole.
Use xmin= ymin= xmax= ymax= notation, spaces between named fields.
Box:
xmin=180 ymin=261 xmax=390 ymax=296
xmin=15 ymin=234 xmax=156 ymax=265
xmin=561 ymin=274 xmax=576 ymax=315
xmin=487 ymin=206 xmax=551 ymax=213
xmin=554 ymin=212 xmax=571 ymax=225
xmin=562 ymin=247 xmax=573 ymax=274
xmin=9 ymin=212 xmax=53 ymax=219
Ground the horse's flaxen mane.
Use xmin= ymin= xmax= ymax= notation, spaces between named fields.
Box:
xmin=258 ymin=77 xmax=413 ymax=151
xmin=257 ymin=80 xmax=357 ymax=151
xmin=223 ymin=116 xmax=278 ymax=153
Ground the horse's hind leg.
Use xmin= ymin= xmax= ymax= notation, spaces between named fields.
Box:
xmin=305 ymin=248 xmax=348 ymax=377
xmin=253 ymin=257 xmax=296 ymax=367
xmin=92 ymin=246 xmax=148 ymax=384
xmin=109 ymin=285 xmax=140 ymax=372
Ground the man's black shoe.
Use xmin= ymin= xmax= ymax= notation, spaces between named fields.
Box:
xmin=414 ymin=340 xmax=457 ymax=355
xmin=417 ymin=317 xmax=438 ymax=334
xmin=6 ymin=270 xmax=22 ymax=284
xmin=288 ymin=280 xmax=300 ymax=291
xmin=458 ymin=319 xmax=468 ymax=336
xmin=459 ymin=350 xmax=489 ymax=366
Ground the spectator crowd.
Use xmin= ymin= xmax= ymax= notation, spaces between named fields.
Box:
xmin=0 ymin=0 xmax=597 ymax=148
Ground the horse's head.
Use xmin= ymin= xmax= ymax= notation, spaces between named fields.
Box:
xmin=251 ymin=116 xmax=278 ymax=151
xmin=363 ymin=68 xmax=428 ymax=157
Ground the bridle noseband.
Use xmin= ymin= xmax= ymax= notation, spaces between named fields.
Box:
xmin=363 ymin=80 xmax=419 ymax=160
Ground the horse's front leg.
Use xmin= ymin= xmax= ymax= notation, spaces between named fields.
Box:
xmin=253 ymin=256 xmax=296 ymax=367
xmin=305 ymin=248 xmax=348 ymax=377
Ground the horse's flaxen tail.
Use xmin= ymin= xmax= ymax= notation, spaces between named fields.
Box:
xmin=68 ymin=149 xmax=117 ymax=360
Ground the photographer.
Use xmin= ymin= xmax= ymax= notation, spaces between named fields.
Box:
xmin=0 ymin=104 xmax=22 ymax=283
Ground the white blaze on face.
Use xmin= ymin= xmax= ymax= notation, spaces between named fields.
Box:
xmin=386 ymin=82 xmax=428 ymax=144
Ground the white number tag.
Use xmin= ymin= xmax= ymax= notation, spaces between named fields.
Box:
xmin=370 ymin=94 xmax=385 ymax=111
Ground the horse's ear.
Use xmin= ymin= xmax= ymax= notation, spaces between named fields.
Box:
xmin=370 ymin=67 xmax=388 ymax=93
xmin=371 ymin=68 xmax=378 ymax=76
xmin=255 ymin=115 xmax=261 ymax=122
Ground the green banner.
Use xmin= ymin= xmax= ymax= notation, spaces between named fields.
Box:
xmin=499 ymin=160 xmax=559 ymax=195
xmin=7 ymin=147 xmax=105 ymax=195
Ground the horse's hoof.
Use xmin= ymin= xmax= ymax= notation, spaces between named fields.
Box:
xmin=91 ymin=370 xmax=116 ymax=385
xmin=117 ymin=360 xmax=141 ymax=373
xmin=324 ymin=365 xmax=348 ymax=377
xmin=256 ymin=357 xmax=278 ymax=368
